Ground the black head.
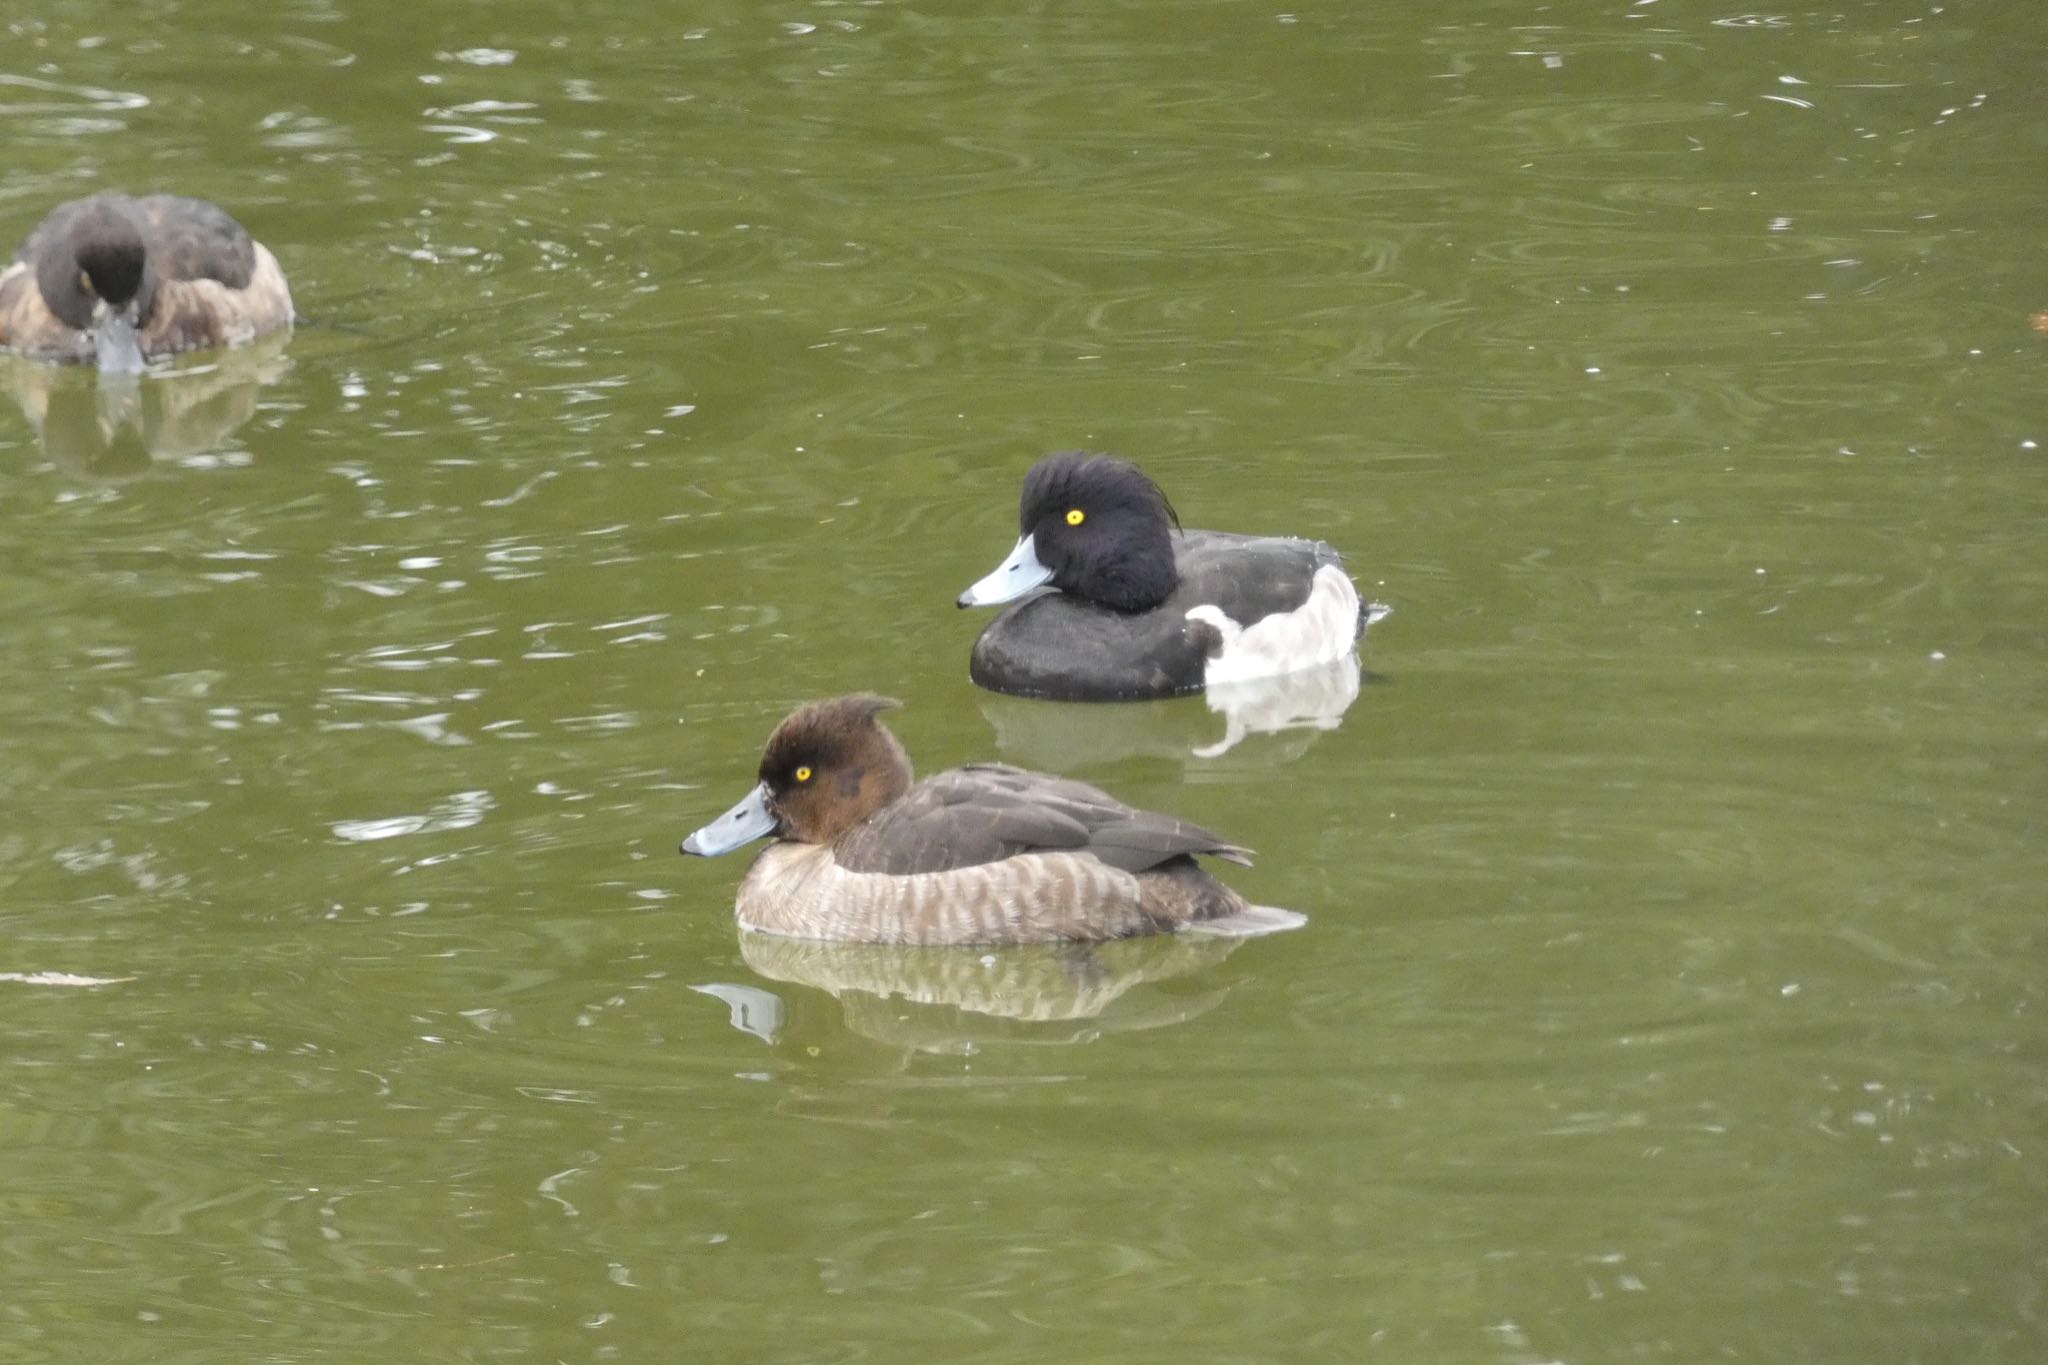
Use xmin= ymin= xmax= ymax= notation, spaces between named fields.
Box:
xmin=33 ymin=199 xmax=153 ymax=330
xmin=1017 ymin=452 xmax=1181 ymax=612
xmin=73 ymin=211 xmax=147 ymax=305
xmin=755 ymin=694 xmax=913 ymax=844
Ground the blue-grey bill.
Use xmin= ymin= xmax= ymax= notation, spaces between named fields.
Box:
xmin=957 ymin=533 xmax=1053 ymax=608
xmin=94 ymin=314 xmax=146 ymax=376
xmin=680 ymin=782 xmax=777 ymax=856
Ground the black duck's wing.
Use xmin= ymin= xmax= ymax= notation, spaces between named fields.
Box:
xmin=133 ymin=195 xmax=257 ymax=288
xmin=1168 ymin=531 xmax=1344 ymax=623
xmin=835 ymin=764 xmax=1250 ymax=875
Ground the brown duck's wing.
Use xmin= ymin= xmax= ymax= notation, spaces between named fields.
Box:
xmin=833 ymin=767 xmax=1087 ymax=874
xmin=835 ymin=764 xmax=1252 ymax=876
xmin=132 ymin=195 xmax=257 ymax=289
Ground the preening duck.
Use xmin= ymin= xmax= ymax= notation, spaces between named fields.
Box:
xmin=0 ymin=193 xmax=293 ymax=373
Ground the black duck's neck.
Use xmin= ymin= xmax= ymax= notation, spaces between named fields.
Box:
xmin=1088 ymin=525 xmax=1179 ymax=612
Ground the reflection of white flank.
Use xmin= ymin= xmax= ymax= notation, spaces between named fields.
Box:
xmin=1195 ymin=652 xmax=1361 ymax=758
xmin=1187 ymin=564 xmax=1362 ymax=688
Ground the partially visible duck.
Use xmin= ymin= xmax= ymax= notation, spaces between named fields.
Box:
xmin=678 ymin=694 xmax=1304 ymax=944
xmin=0 ymin=193 xmax=294 ymax=373
xmin=957 ymin=452 xmax=1375 ymax=701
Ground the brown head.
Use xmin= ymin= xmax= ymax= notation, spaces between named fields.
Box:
xmin=755 ymin=694 xmax=914 ymax=843
xmin=680 ymin=694 xmax=914 ymax=857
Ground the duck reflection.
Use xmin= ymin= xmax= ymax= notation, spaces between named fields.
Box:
xmin=0 ymin=332 xmax=290 ymax=478
xmin=977 ymin=641 xmax=1381 ymax=768
xmin=1195 ymin=650 xmax=1362 ymax=758
xmin=698 ymin=929 xmax=1251 ymax=1052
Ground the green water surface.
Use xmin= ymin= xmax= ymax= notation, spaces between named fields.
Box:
xmin=1 ymin=1 xmax=2042 ymax=1361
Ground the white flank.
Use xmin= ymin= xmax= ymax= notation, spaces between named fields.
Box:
xmin=1187 ymin=564 xmax=1362 ymax=687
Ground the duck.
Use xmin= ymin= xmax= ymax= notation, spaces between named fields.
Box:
xmin=0 ymin=193 xmax=294 ymax=373
xmin=678 ymin=694 xmax=1305 ymax=945
xmin=957 ymin=452 xmax=1375 ymax=701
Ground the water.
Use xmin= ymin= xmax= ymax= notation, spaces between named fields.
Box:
xmin=2 ymin=1 xmax=2042 ymax=1360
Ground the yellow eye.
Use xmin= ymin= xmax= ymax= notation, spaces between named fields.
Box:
xmin=794 ymin=766 xmax=812 ymax=783
xmin=1065 ymin=508 xmax=1085 ymax=526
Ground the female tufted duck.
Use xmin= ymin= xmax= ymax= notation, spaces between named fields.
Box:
xmin=0 ymin=193 xmax=294 ymax=373
xmin=678 ymin=694 xmax=1304 ymax=944
xmin=957 ymin=452 xmax=1375 ymax=701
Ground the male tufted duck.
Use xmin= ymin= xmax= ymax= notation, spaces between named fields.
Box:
xmin=0 ymin=193 xmax=294 ymax=373
xmin=958 ymin=452 xmax=1375 ymax=701
xmin=679 ymin=694 xmax=1304 ymax=944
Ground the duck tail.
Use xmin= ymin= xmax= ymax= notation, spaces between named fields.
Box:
xmin=1182 ymin=904 xmax=1307 ymax=937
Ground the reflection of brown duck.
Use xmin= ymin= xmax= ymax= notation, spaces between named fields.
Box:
xmin=0 ymin=194 xmax=293 ymax=372
xmin=0 ymin=334 xmax=290 ymax=478
xmin=680 ymin=694 xmax=1305 ymax=944
xmin=733 ymin=930 xmax=1245 ymax=1052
